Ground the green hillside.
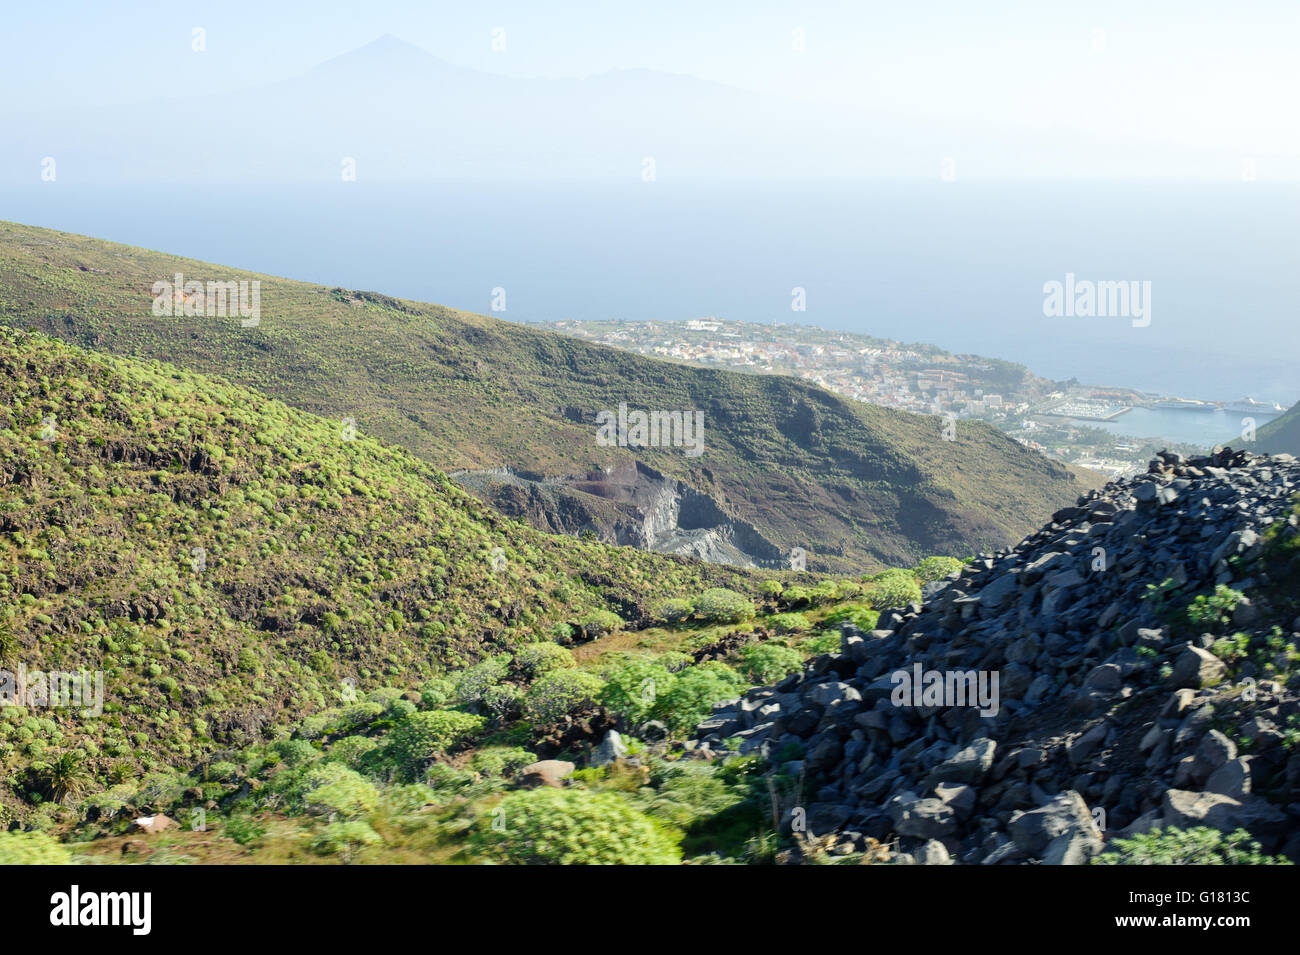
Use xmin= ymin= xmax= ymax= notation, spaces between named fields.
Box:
xmin=0 ymin=220 xmax=1093 ymax=574
xmin=1257 ymin=400 xmax=1300 ymax=454
xmin=0 ymin=326 xmax=955 ymax=858
xmin=0 ymin=326 xmax=769 ymax=817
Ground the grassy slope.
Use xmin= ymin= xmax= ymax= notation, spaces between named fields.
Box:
xmin=0 ymin=220 xmax=1093 ymax=573
xmin=1257 ymin=400 xmax=1300 ymax=455
xmin=0 ymin=327 xmax=767 ymax=812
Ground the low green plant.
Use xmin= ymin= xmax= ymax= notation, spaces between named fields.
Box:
xmin=472 ymin=788 xmax=681 ymax=865
xmin=1093 ymin=826 xmax=1291 ymax=865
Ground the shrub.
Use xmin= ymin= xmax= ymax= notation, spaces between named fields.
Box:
xmin=207 ymin=761 xmax=240 ymax=783
xmin=388 ymin=711 xmax=485 ymax=773
xmin=650 ymin=598 xmax=695 ymax=624
xmin=515 ymin=643 xmax=575 ymax=678
xmin=338 ymin=701 xmax=385 ymax=731
xmin=652 ymin=661 xmax=743 ymax=732
xmin=419 ymin=677 xmax=456 ymax=708
xmin=454 ymin=655 xmax=511 ymax=705
xmin=600 ymin=657 xmax=677 ymax=725
xmin=739 ymin=644 xmax=804 ymax=684
xmin=481 ymin=684 xmax=523 ymax=720
xmin=324 ymin=735 xmax=379 ymax=769
xmin=311 ymin=820 xmax=382 ymax=857
xmin=223 ymin=812 xmax=266 ymax=847
xmin=766 ymin=612 xmax=811 ymax=634
xmin=0 ymin=830 xmax=73 ymax=864
xmin=759 ymin=580 xmax=783 ymax=598
xmin=800 ymin=630 xmax=841 ymax=656
xmin=822 ymin=604 xmax=881 ymax=632
xmin=695 ymin=588 xmax=754 ymax=624
xmin=386 ymin=699 xmax=416 ymax=722
xmin=470 ymin=746 xmax=538 ymax=777
xmin=578 ymin=609 xmax=623 ymax=640
xmin=473 ymin=788 xmax=681 ymax=865
xmin=304 ymin=766 xmax=380 ymax=819
xmin=1186 ymin=586 xmax=1245 ymax=632
xmin=913 ymin=556 xmax=964 ymax=582
xmin=865 ymin=570 xmax=923 ymax=610
xmin=274 ymin=739 xmax=317 ymax=767
xmin=780 ymin=586 xmax=812 ymax=608
xmin=1093 ymin=827 xmax=1292 ymax=865
xmin=524 ymin=670 xmax=604 ymax=723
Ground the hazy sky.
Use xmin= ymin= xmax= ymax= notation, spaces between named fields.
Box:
xmin=4 ymin=0 xmax=1298 ymax=171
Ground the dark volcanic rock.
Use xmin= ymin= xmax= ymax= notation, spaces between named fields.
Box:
xmin=690 ymin=449 xmax=1300 ymax=864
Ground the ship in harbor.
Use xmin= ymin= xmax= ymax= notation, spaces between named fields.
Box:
xmin=1152 ymin=397 xmax=1214 ymax=411
xmin=1219 ymin=396 xmax=1284 ymax=414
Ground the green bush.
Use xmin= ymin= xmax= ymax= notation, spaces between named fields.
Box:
xmin=480 ymin=684 xmax=523 ymax=720
xmin=695 ymin=588 xmax=754 ymax=624
xmin=311 ymin=820 xmax=382 ymax=857
xmin=388 ymin=710 xmax=485 ymax=774
xmin=1186 ymin=586 xmax=1245 ymax=632
xmin=822 ymin=604 xmax=881 ymax=632
xmin=207 ymin=760 xmax=240 ymax=783
xmin=766 ymin=612 xmax=811 ymax=634
xmin=600 ymin=656 xmax=677 ymax=725
xmin=650 ymin=598 xmax=695 ymax=624
xmin=739 ymin=643 xmax=804 ymax=684
xmin=913 ymin=556 xmax=964 ymax=582
xmin=274 ymin=738 xmax=317 ymax=767
xmin=453 ymin=655 xmax=511 ymax=705
xmin=515 ymin=642 xmax=575 ymax=678
xmin=473 ymin=788 xmax=681 ymax=865
xmin=1093 ymin=826 xmax=1292 ymax=865
xmin=419 ymin=677 xmax=456 ymax=708
xmin=653 ymin=661 xmax=743 ymax=732
xmin=304 ymin=766 xmax=380 ymax=819
xmin=865 ymin=570 xmax=923 ymax=610
xmin=338 ymin=701 xmax=385 ymax=730
xmin=324 ymin=735 xmax=380 ymax=769
xmin=0 ymin=830 xmax=73 ymax=864
xmin=579 ymin=609 xmax=623 ymax=639
xmin=470 ymin=746 xmax=538 ymax=777
xmin=223 ymin=812 xmax=267 ymax=846
xmin=524 ymin=670 xmax=604 ymax=723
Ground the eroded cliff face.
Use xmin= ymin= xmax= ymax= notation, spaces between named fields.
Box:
xmin=451 ymin=460 xmax=791 ymax=569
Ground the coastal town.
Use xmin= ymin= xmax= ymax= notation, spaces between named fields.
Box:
xmin=539 ymin=318 xmax=1272 ymax=478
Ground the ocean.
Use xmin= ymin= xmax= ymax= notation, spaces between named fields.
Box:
xmin=2 ymin=180 xmax=1295 ymax=419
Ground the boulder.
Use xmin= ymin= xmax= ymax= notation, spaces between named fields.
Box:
xmin=887 ymin=791 xmax=957 ymax=839
xmin=1008 ymin=791 xmax=1099 ymax=859
xmin=518 ymin=759 xmax=575 ymax=788
xmin=1160 ymin=789 xmax=1241 ymax=829
xmin=1168 ymin=645 xmax=1227 ymax=689
xmin=130 ymin=814 xmax=177 ymax=835
xmin=591 ymin=730 xmax=629 ymax=768
xmin=930 ymin=737 xmax=997 ymax=784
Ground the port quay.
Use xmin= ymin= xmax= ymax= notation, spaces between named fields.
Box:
xmin=1039 ymin=396 xmax=1283 ymax=422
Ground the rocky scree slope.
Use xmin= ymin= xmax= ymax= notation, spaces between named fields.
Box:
xmin=690 ymin=448 xmax=1300 ymax=864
